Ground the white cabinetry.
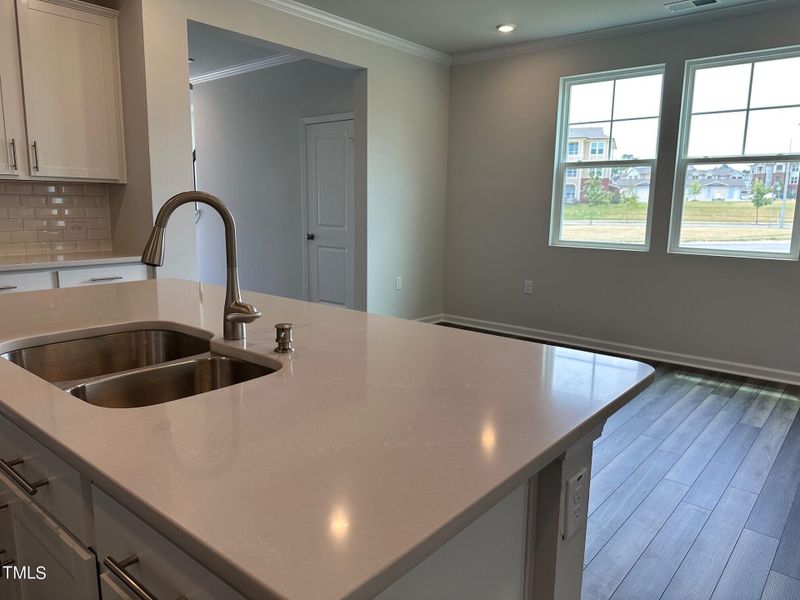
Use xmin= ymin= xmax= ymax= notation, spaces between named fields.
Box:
xmin=0 ymin=413 xmax=98 ymax=600
xmin=0 ymin=0 xmax=26 ymax=176
xmin=93 ymin=486 xmax=247 ymax=600
xmin=0 ymin=262 xmax=148 ymax=294
xmin=0 ymin=271 xmax=55 ymax=294
xmin=3 ymin=476 xmax=99 ymax=600
xmin=56 ymin=264 xmax=147 ymax=288
xmin=0 ymin=0 xmax=125 ymax=182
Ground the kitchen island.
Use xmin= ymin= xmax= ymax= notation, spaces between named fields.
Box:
xmin=0 ymin=279 xmax=652 ymax=600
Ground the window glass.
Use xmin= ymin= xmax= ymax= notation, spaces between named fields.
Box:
xmin=552 ymin=67 xmax=664 ymax=250
xmin=671 ymin=47 xmax=800 ymax=258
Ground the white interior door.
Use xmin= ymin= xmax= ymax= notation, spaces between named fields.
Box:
xmin=305 ymin=119 xmax=355 ymax=308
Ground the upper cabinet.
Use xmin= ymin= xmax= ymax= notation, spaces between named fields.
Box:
xmin=1 ymin=0 xmax=125 ymax=182
xmin=0 ymin=0 xmax=26 ymax=176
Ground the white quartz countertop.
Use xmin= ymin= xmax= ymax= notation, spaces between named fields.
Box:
xmin=0 ymin=279 xmax=653 ymax=600
xmin=0 ymin=252 xmax=142 ymax=272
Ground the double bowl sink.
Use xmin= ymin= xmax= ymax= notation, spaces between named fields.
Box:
xmin=1 ymin=329 xmax=277 ymax=408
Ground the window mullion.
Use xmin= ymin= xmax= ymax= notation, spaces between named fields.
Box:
xmin=741 ymin=62 xmax=755 ymax=156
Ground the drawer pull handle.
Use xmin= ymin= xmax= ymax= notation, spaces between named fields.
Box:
xmin=105 ymin=555 xmax=177 ymax=600
xmin=0 ymin=558 xmax=14 ymax=575
xmin=31 ymin=141 xmax=39 ymax=172
xmin=0 ymin=458 xmax=48 ymax=496
xmin=0 ymin=285 xmax=17 ymax=291
xmin=9 ymin=138 xmax=17 ymax=171
xmin=89 ymin=276 xmax=124 ymax=282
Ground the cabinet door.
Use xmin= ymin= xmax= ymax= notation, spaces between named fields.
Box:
xmin=0 ymin=478 xmax=20 ymax=600
xmin=5 ymin=473 xmax=98 ymax=600
xmin=0 ymin=0 xmax=26 ymax=176
xmin=16 ymin=0 xmax=124 ymax=181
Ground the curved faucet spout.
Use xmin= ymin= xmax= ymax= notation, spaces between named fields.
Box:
xmin=142 ymin=191 xmax=261 ymax=340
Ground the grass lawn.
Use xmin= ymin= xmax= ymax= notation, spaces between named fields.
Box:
xmin=563 ymin=200 xmax=796 ymax=225
xmin=562 ymin=224 xmax=792 ymax=244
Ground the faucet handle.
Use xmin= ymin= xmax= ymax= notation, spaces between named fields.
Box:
xmin=275 ymin=323 xmax=294 ymax=353
xmin=225 ymin=300 xmax=262 ymax=324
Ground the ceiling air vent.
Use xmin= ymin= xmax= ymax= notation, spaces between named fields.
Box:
xmin=664 ymin=0 xmax=718 ymax=13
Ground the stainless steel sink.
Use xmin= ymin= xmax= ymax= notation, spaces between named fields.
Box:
xmin=65 ymin=355 xmax=275 ymax=408
xmin=1 ymin=330 xmax=211 ymax=384
xmin=2 ymin=328 xmax=276 ymax=408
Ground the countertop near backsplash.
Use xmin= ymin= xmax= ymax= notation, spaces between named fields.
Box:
xmin=0 ymin=181 xmax=113 ymax=261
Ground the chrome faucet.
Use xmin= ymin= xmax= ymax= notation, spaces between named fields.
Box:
xmin=141 ymin=191 xmax=261 ymax=340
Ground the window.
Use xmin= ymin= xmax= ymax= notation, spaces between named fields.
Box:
xmin=670 ymin=46 xmax=800 ymax=259
xmin=550 ymin=65 xmax=665 ymax=249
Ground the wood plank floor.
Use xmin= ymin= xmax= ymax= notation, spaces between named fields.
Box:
xmin=583 ymin=365 xmax=800 ymax=600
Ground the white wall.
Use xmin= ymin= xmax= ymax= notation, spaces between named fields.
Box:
xmin=445 ymin=6 xmax=800 ymax=378
xmin=137 ymin=0 xmax=449 ymax=318
xmin=192 ymin=59 xmax=355 ymax=299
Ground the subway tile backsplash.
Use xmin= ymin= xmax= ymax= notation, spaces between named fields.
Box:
xmin=0 ymin=182 xmax=112 ymax=258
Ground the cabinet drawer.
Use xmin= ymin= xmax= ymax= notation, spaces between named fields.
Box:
xmin=0 ymin=416 xmax=92 ymax=546
xmin=93 ymin=486 xmax=247 ymax=600
xmin=1 ymin=471 xmax=98 ymax=600
xmin=0 ymin=271 xmax=55 ymax=294
xmin=57 ymin=264 xmax=147 ymax=288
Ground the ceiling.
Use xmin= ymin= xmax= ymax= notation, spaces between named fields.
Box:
xmin=294 ymin=0 xmax=779 ymax=55
xmin=187 ymin=21 xmax=286 ymax=78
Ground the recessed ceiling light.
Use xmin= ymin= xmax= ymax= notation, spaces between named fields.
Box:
xmin=496 ymin=24 xmax=516 ymax=33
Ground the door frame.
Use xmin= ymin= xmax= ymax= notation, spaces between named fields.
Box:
xmin=299 ymin=112 xmax=355 ymax=302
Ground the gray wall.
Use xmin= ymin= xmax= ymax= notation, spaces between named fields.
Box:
xmin=445 ymin=6 xmax=800 ymax=377
xmin=192 ymin=59 xmax=355 ymax=298
xmin=138 ymin=0 xmax=449 ymax=318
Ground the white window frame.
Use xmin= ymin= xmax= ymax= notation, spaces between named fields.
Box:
xmin=550 ymin=64 xmax=665 ymax=251
xmin=669 ymin=45 xmax=800 ymax=260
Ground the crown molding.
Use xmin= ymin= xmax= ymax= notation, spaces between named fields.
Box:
xmin=189 ymin=53 xmax=302 ymax=84
xmin=452 ymin=0 xmax=797 ymax=65
xmin=246 ymin=0 xmax=452 ymax=65
xmin=41 ymin=0 xmax=118 ymax=18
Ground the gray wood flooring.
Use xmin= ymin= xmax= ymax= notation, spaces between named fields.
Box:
xmin=583 ymin=366 xmax=800 ymax=600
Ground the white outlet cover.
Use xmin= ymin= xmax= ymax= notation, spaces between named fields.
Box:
xmin=564 ymin=467 xmax=588 ymax=540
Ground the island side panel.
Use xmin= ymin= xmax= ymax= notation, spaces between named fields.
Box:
xmin=374 ymin=483 xmax=529 ymax=600
xmin=374 ymin=425 xmax=601 ymax=600
xmin=530 ymin=426 xmax=601 ymax=600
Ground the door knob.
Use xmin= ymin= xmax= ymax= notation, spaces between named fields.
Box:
xmin=306 ymin=233 xmax=315 ymax=240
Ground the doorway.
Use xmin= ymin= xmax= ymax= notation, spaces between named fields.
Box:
xmin=186 ymin=21 xmax=365 ymax=308
xmin=302 ymin=115 xmax=355 ymax=308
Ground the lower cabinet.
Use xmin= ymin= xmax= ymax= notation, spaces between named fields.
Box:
xmin=0 ymin=262 xmax=148 ymax=295
xmin=0 ymin=479 xmax=18 ymax=600
xmin=0 ymin=413 xmax=245 ymax=600
xmin=93 ymin=486 xmax=246 ymax=600
xmin=0 ymin=472 xmax=98 ymax=600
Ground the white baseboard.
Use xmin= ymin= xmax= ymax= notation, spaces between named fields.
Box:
xmin=435 ymin=314 xmax=800 ymax=386
xmin=416 ymin=313 xmax=445 ymax=324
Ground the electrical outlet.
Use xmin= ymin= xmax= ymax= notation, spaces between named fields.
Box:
xmin=523 ymin=280 xmax=533 ymax=295
xmin=395 ymin=276 xmax=403 ymax=291
xmin=564 ymin=467 xmax=588 ymax=540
